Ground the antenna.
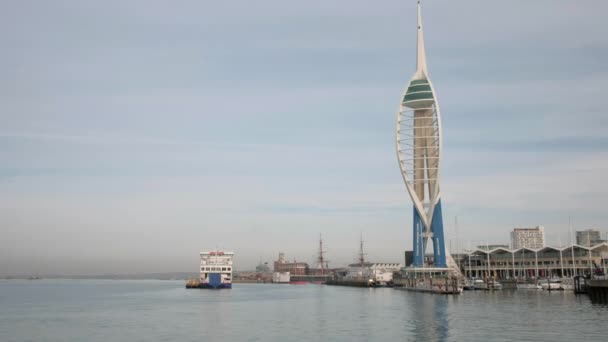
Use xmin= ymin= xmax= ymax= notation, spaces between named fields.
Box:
xmin=358 ymin=234 xmax=367 ymax=269
xmin=569 ymin=216 xmax=575 ymax=276
xmin=455 ymin=216 xmax=459 ymax=265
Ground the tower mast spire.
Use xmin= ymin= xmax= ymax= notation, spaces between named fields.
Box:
xmin=415 ymin=0 xmax=428 ymax=78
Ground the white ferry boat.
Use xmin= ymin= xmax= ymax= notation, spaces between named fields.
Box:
xmin=200 ymin=251 xmax=234 ymax=289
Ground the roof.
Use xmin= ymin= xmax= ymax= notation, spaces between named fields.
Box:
xmin=347 ymin=262 xmax=402 ymax=268
xmin=464 ymin=242 xmax=608 ymax=255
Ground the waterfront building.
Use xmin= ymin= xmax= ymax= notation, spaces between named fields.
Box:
xmin=511 ymin=226 xmax=545 ymax=249
xmin=396 ymin=0 xmax=450 ymax=269
xmin=273 ymin=252 xmax=308 ymax=276
xmin=255 ymin=262 xmax=271 ymax=274
xmin=460 ymin=243 xmax=608 ymax=280
xmin=477 ymin=244 xmax=509 ymax=251
xmin=577 ymin=229 xmax=606 ymax=247
xmin=272 ymin=272 xmax=290 ymax=284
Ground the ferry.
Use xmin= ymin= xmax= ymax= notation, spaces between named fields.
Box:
xmin=200 ymin=251 xmax=234 ymax=289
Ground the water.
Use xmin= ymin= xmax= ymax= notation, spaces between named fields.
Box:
xmin=1 ymin=280 xmax=607 ymax=342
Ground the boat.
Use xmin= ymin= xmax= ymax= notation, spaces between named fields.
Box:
xmin=473 ymin=279 xmax=502 ymax=290
xmin=473 ymin=279 xmax=486 ymax=290
xmin=540 ymin=278 xmax=568 ymax=291
xmin=491 ymin=281 xmax=503 ymax=290
xmin=199 ymin=251 xmax=234 ymax=289
xmin=463 ymin=279 xmax=476 ymax=291
xmin=517 ymin=282 xmax=542 ymax=290
xmin=560 ymin=278 xmax=574 ymax=291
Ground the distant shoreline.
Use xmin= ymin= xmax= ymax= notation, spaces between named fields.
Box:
xmin=1 ymin=271 xmax=267 ymax=281
xmin=1 ymin=272 xmax=197 ymax=281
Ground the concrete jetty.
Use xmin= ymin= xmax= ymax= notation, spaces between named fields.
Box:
xmin=326 ymin=278 xmax=376 ymax=288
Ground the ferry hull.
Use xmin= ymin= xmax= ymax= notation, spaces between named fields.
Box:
xmin=200 ymin=283 xmax=232 ymax=289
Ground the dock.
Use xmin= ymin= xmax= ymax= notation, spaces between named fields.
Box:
xmin=326 ymin=278 xmax=376 ymax=288
xmin=588 ymin=278 xmax=608 ymax=304
xmin=393 ymin=267 xmax=463 ymax=294
xmin=393 ymin=277 xmax=462 ymax=294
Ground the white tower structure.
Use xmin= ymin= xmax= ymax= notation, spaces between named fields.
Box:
xmin=396 ymin=1 xmax=447 ymax=267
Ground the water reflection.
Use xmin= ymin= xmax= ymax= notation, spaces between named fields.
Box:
xmin=405 ymin=292 xmax=449 ymax=341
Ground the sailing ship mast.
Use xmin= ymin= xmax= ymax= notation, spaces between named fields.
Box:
xmin=316 ymin=233 xmax=329 ymax=274
xmin=358 ymin=234 xmax=367 ymax=277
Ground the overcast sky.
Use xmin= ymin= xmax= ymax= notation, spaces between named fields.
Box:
xmin=2 ymin=0 xmax=608 ymax=275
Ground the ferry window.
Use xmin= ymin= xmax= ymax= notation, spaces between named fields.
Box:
xmin=222 ymin=267 xmax=226 ymax=271
xmin=228 ymin=267 xmax=231 ymax=271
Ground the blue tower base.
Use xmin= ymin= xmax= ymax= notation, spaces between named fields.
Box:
xmin=412 ymin=200 xmax=447 ymax=268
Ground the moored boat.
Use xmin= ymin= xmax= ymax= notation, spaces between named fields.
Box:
xmin=463 ymin=279 xmax=476 ymax=291
xmin=517 ymin=282 xmax=542 ymax=290
xmin=540 ymin=278 xmax=570 ymax=291
xmin=473 ymin=279 xmax=502 ymax=290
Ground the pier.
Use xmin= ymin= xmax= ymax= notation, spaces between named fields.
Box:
xmin=393 ymin=267 xmax=463 ymax=294
xmin=588 ymin=278 xmax=608 ymax=304
xmin=326 ymin=278 xmax=376 ymax=288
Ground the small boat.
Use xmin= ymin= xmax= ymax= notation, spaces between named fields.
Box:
xmin=560 ymin=278 xmax=574 ymax=291
xmin=490 ymin=281 xmax=503 ymax=290
xmin=463 ymin=279 xmax=475 ymax=291
xmin=473 ymin=279 xmax=502 ymax=290
xmin=517 ymin=282 xmax=542 ymax=290
xmin=540 ymin=279 xmax=564 ymax=291
xmin=473 ymin=279 xmax=487 ymax=290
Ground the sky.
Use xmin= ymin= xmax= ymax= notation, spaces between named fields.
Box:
xmin=1 ymin=0 xmax=608 ymax=275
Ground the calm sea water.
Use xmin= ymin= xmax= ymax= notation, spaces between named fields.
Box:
xmin=0 ymin=279 xmax=606 ymax=342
